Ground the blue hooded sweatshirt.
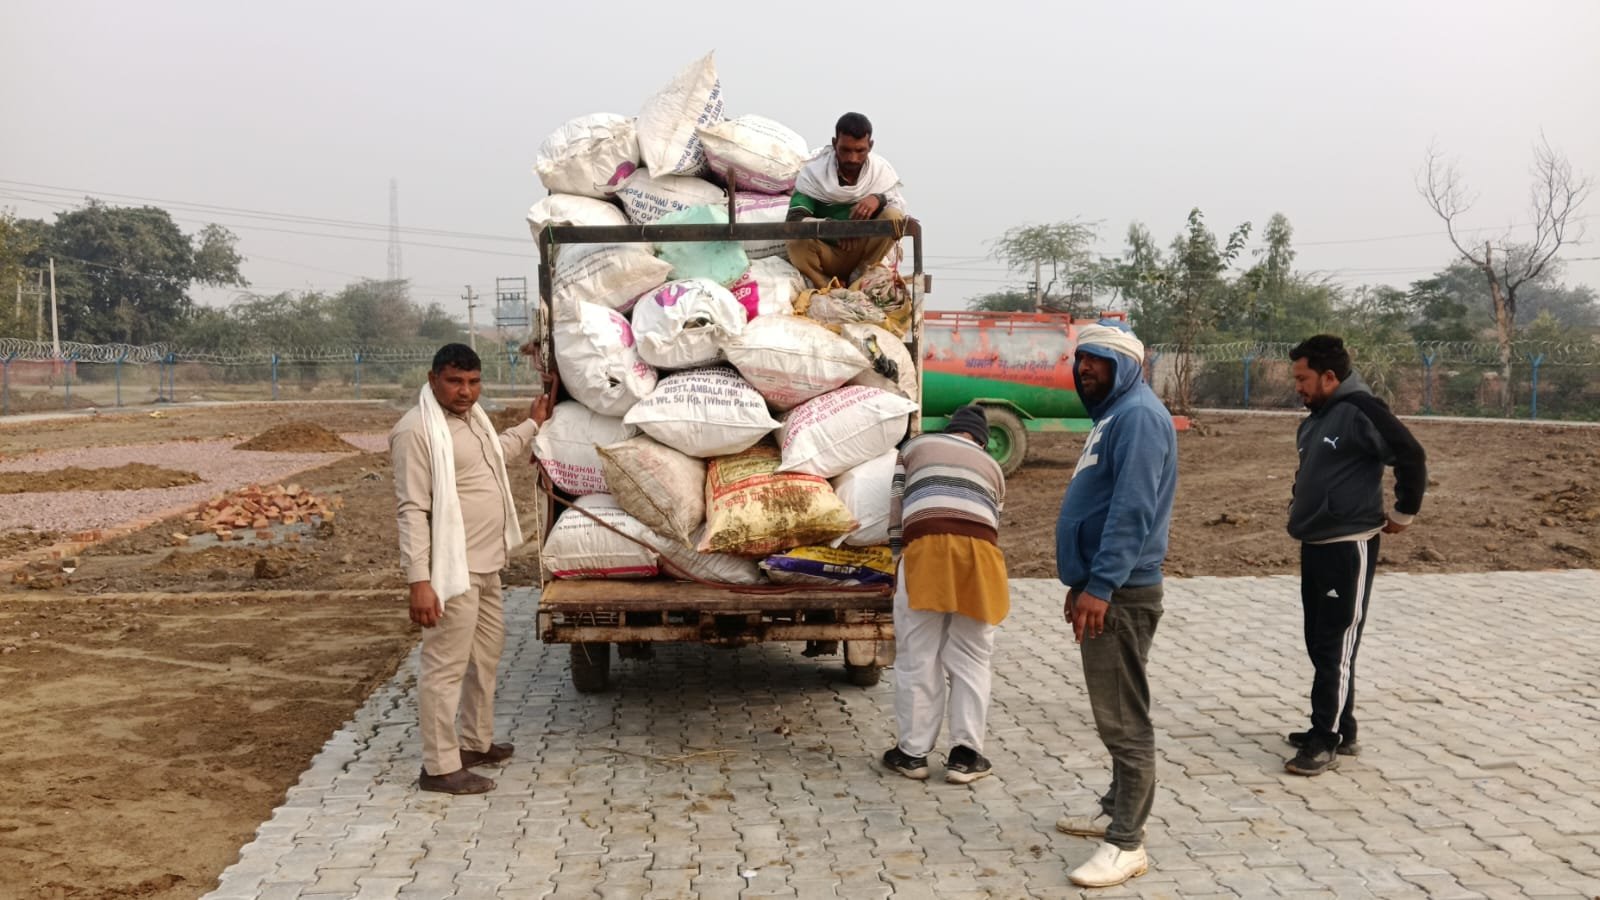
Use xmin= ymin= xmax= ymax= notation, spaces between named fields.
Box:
xmin=1055 ymin=339 xmax=1178 ymax=600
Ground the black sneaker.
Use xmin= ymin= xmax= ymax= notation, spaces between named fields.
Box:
xmin=1285 ymin=730 xmax=1362 ymax=756
xmin=945 ymin=745 xmax=993 ymax=784
xmin=881 ymin=747 xmax=929 ymax=780
xmin=1285 ymin=744 xmax=1340 ymax=776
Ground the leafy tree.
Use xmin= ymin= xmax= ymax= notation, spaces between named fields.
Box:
xmin=28 ymin=200 xmax=247 ymax=344
xmin=325 ymin=279 xmax=420 ymax=347
xmin=0 ymin=210 xmax=41 ymax=339
xmin=418 ymin=301 xmax=468 ymax=343
xmin=964 ymin=289 xmax=1036 ymax=313
xmin=990 ymin=221 xmax=1101 ymax=314
xmin=1238 ymin=212 xmax=1296 ymax=341
xmin=1168 ymin=209 xmax=1251 ymax=412
xmin=1418 ymin=136 xmax=1592 ymax=414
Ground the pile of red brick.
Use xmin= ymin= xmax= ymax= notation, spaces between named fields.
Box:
xmin=180 ymin=483 xmax=343 ymax=544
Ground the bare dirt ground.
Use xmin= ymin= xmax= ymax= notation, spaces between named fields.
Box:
xmin=0 ymin=404 xmax=1595 ymax=899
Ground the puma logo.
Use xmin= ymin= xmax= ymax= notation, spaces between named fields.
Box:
xmin=1323 ymin=436 xmax=1340 ymax=450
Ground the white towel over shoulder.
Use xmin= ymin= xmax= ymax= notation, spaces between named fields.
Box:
xmin=417 ymin=385 xmax=523 ymax=606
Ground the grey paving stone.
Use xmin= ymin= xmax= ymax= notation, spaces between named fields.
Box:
xmin=201 ymin=573 xmax=1600 ymax=900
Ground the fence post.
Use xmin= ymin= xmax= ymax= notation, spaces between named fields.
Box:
xmin=1 ymin=354 xmax=12 ymax=416
xmin=353 ymin=351 xmax=363 ymax=400
xmin=506 ymin=343 xmax=520 ymax=387
xmin=64 ymin=353 xmax=77 ymax=409
xmin=114 ymin=350 xmax=128 ymax=407
xmin=1241 ymin=353 xmax=1255 ymax=409
xmin=271 ymin=353 xmax=280 ymax=401
xmin=163 ymin=352 xmax=178 ymax=402
xmin=1421 ymin=352 xmax=1436 ymax=414
xmin=1528 ymin=352 xmax=1545 ymax=420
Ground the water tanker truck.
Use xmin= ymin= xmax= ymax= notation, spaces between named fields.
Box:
xmin=921 ymin=310 xmax=1158 ymax=474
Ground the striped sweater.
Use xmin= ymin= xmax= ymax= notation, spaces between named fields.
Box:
xmin=888 ymin=433 xmax=1006 ymax=551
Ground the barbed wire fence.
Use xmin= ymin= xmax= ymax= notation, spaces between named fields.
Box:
xmin=1147 ymin=340 xmax=1600 ymax=420
xmin=0 ymin=339 xmax=538 ymax=415
xmin=3 ymin=337 xmax=1598 ymax=421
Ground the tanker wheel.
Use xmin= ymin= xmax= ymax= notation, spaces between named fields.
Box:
xmin=569 ymin=642 xmax=612 ymax=693
xmin=983 ymin=406 xmax=1028 ymax=476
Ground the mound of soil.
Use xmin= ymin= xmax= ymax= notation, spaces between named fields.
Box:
xmin=234 ymin=422 xmax=359 ymax=453
xmin=0 ymin=529 xmax=60 ymax=558
xmin=148 ymin=546 xmax=304 ymax=576
xmin=0 ymin=464 xmax=202 ymax=494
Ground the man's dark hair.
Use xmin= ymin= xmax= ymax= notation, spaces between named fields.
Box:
xmin=431 ymin=343 xmax=482 ymax=374
xmin=1289 ymin=334 xmax=1351 ymax=381
xmin=835 ymin=112 xmax=873 ymax=140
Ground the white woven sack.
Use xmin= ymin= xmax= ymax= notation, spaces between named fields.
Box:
xmin=842 ymin=323 xmax=919 ymax=402
xmin=729 ymin=257 xmax=804 ymax=321
xmin=596 ymin=434 xmax=706 ymax=547
xmin=623 ymin=522 xmax=764 ymax=584
xmin=541 ymin=494 xmax=658 ymax=579
xmin=636 ymin=52 xmax=724 ymax=176
xmin=830 ymin=449 xmax=897 ymax=547
xmin=778 ymin=386 xmax=920 ymax=479
xmin=630 ymin=278 xmax=747 ymax=371
xmin=733 ymin=192 xmax=790 ymax=259
xmin=534 ymin=113 xmax=640 ymax=198
xmin=724 ymin=314 xmax=869 ymax=411
xmin=552 ymin=301 xmax=658 ymax=417
xmin=552 ymin=242 xmax=671 ymax=312
xmin=532 ymin=401 xmax=638 ymax=496
xmin=623 ymin=366 xmax=778 ymax=457
xmin=697 ymin=115 xmax=809 ymax=195
xmin=609 ymin=167 xmax=725 ymax=225
xmin=526 ymin=194 xmax=627 ymax=236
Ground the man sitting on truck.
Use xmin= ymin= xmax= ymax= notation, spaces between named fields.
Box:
xmin=786 ymin=112 xmax=907 ymax=289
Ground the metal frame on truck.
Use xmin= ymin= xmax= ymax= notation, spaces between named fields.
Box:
xmin=530 ymin=212 xmax=926 ymax=693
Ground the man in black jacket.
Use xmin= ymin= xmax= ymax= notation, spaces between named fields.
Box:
xmin=1285 ymin=335 xmax=1427 ymax=776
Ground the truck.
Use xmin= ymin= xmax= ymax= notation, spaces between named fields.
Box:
xmin=921 ymin=310 xmax=1181 ymax=475
xmin=527 ymin=213 xmax=925 ymax=693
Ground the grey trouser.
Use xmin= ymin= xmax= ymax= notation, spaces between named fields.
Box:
xmin=1080 ymin=583 xmax=1163 ymax=850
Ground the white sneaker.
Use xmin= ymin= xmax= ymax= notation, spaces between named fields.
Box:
xmin=1055 ymin=810 xmax=1111 ymax=837
xmin=1069 ymin=842 xmax=1149 ymax=888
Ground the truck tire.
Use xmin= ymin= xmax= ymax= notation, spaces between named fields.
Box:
xmin=845 ymin=662 xmax=883 ymax=687
xmin=982 ymin=406 xmax=1028 ymax=476
xmin=569 ymin=642 xmax=611 ymax=693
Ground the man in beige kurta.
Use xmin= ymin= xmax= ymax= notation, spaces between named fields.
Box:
xmin=390 ymin=342 xmax=550 ymax=794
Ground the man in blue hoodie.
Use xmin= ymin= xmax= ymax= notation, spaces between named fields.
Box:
xmin=1053 ymin=320 xmax=1177 ymax=889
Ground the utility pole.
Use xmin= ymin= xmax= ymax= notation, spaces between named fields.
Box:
xmin=463 ymin=285 xmax=479 ymax=351
xmin=48 ymin=258 xmax=60 ymax=358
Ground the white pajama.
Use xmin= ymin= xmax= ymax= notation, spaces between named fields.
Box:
xmin=892 ymin=563 xmax=999 ymax=757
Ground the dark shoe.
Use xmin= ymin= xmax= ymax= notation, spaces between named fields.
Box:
xmin=418 ymin=767 xmax=496 ymax=794
xmin=1285 ymin=745 xmax=1340 ymax=776
xmin=881 ymin=747 xmax=929 ymax=780
xmin=459 ymin=742 xmax=514 ymax=768
xmin=1285 ymin=730 xmax=1361 ymax=756
xmin=944 ymin=745 xmax=993 ymax=784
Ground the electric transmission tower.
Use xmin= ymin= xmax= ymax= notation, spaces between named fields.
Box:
xmin=387 ymin=177 xmax=402 ymax=281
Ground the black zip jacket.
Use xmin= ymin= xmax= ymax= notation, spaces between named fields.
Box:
xmin=1288 ymin=372 xmax=1427 ymax=543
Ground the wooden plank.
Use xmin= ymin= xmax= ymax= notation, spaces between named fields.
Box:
xmin=539 ymin=579 xmax=892 ymax=613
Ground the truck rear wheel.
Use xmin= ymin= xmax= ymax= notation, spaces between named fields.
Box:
xmin=983 ymin=406 xmax=1028 ymax=475
xmin=845 ymin=662 xmax=883 ymax=687
xmin=569 ymin=642 xmax=611 ymax=693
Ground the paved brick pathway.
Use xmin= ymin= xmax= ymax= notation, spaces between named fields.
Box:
xmin=204 ymin=571 xmax=1600 ymax=899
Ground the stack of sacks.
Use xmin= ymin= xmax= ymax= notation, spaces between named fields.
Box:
xmin=528 ymin=52 xmax=918 ymax=586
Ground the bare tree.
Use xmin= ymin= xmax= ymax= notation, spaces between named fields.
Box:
xmin=1418 ymin=136 xmax=1591 ymax=415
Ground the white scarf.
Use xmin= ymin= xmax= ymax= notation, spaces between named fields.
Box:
xmin=1075 ymin=323 xmax=1146 ymax=363
xmin=794 ymin=147 xmax=905 ymax=210
xmin=417 ymin=385 xmax=523 ymax=606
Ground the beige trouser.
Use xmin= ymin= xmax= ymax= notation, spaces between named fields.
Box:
xmin=419 ymin=571 xmax=505 ymax=775
xmin=788 ymin=207 xmax=906 ymax=289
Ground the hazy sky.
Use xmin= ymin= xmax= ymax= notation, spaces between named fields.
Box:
xmin=4 ymin=0 xmax=1598 ymax=333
